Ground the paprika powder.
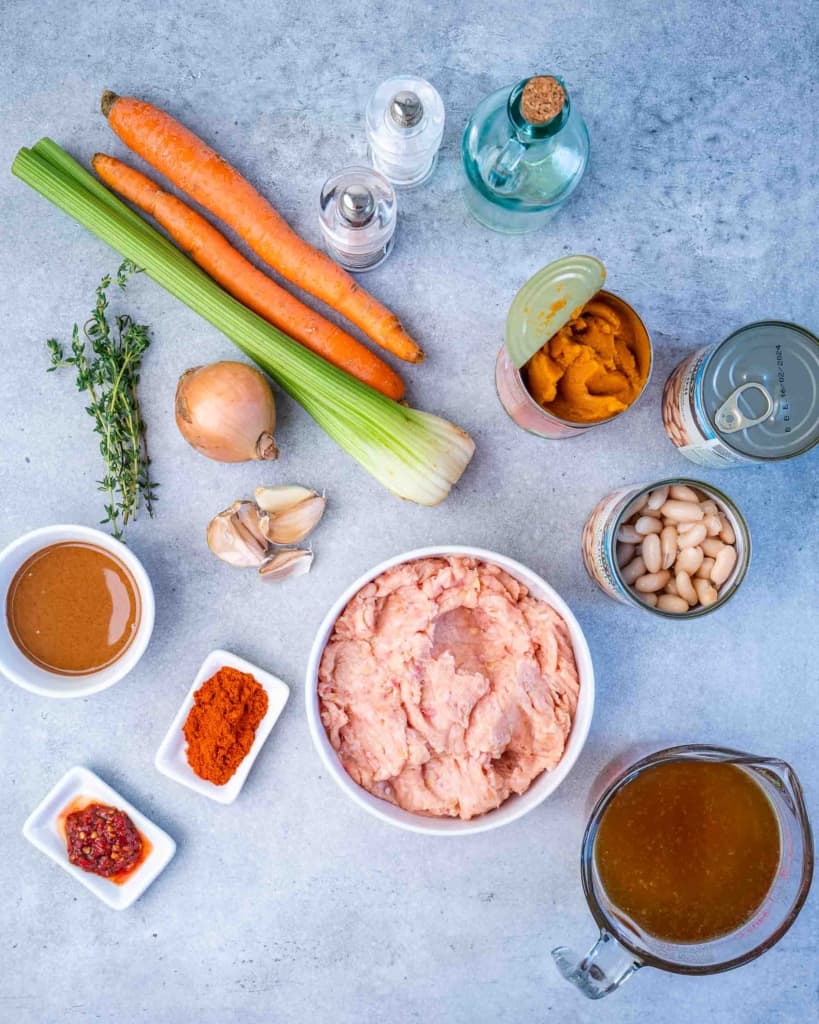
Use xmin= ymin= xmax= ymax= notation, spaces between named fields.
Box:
xmin=183 ymin=666 xmax=269 ymax=785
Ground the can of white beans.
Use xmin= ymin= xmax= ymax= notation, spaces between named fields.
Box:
xmin=581 ymin=478 xmax=750 ymax=617
xmin=661 ymin=321 xmax=819 ymax=466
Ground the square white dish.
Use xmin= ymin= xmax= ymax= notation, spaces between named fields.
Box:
xmin=154 ymin=648 xmax=289 ymax=805
xmin=22 ymin=765 xmax=176 ymax=910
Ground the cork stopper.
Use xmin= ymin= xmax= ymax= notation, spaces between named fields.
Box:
xmin=520 ymin=76 xmax=566 ymax=125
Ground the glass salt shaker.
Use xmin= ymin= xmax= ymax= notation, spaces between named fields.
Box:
xmin=366 ymin=75 xmax=445 ymax=188
xmin=318 ymin=166 xmax=397 ymax=272
xmin=462 ymin=74 xmax=590 ymax=233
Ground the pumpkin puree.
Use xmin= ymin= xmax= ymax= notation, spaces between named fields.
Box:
xmin=524 ymin=294 xmax=649 ymax=423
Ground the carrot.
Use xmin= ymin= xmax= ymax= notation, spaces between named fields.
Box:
xmin=101 ymin=92 xmax=424 ymax=365
xmin=91 ymin=154 xmax=404 ymax=401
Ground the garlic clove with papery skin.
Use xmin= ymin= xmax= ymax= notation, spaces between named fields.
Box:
xmin=207 ymin=505 xmax=269 ymax=567
xmin=230 ymin=500 xmax=270 ymax=547
xmin=255 ymin=485 xmax=318 ymax=515
xmin=258 ymin=548 xmax=313 ymax=581
xmin=264 ymin=495 xmax=326 ymax=545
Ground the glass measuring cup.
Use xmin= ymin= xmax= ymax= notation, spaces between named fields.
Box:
xmin=553 ymin=745 xmax=813 ymax=999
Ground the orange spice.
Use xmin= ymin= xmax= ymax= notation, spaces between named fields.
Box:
xmin=183 ymin=666 xmax=268 ymax=785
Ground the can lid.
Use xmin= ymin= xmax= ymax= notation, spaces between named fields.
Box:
xmin=702 ymin=321 xmax=819 ymax=459
xmin=505 ymin=255 xmax=606 ymax=369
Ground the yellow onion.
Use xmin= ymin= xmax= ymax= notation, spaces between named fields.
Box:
xmin=175 ymin=361 xmax=279 ymax=462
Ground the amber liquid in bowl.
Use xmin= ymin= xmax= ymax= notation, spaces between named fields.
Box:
xmin=6 ymin=542 xmax=141 ymax=675
xmin=593 ymin=760 xmax=780 ymax=944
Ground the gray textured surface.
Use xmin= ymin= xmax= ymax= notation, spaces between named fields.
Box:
xmin=1 ymin=1 xmax=817 ymax=1021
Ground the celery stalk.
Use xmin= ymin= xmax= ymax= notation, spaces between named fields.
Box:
xmin=12 ymin=142 xmax=474 ymax=505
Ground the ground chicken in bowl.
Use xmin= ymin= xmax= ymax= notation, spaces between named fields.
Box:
xmin=318 ymin=556 xmax=580 ymax=820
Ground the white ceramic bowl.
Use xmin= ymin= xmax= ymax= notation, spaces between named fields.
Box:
xmin=155 ymin=648 xmax=290 ymax=804
xmin=22 ymin=765 xmax=175 ymax=910
xmin=0 ymin=525 xmax=155 ymax=698
xmin=305 ymin=546 xmax=595 ymax=836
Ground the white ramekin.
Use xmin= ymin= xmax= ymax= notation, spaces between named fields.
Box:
xmin=0 ymin=525 xmax=155 ymax=698
xmin=305 ymin=546 xmax=595 ymax=836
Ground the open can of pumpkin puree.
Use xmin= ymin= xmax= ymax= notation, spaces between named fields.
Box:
xmin=495 ymin=256 xmax=653 ymax=439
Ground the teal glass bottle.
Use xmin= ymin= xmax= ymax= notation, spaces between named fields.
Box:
xmin=462 ymin=75 xmax=590 ymax=233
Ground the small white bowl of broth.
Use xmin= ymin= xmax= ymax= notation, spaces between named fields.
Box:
xmin=0 ymin=525 xmax=155 ymax=698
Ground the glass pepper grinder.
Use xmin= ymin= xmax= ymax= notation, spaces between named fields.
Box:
xmin=366 ymin=75 xmax=445 ymax=188
xmin=462 ymin=75 xmax=590 ymax=233
xmin=318 ymin=166 xmax=397 ymax=272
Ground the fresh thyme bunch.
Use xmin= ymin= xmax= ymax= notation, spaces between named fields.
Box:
xmin=47 ymin=261 xmax=157 ymax=539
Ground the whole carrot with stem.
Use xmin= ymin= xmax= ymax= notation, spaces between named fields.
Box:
xmin=91 ymin=153 xmax=404 ymax=401
xmin=101 ymin=91 xmax=424 ymax=364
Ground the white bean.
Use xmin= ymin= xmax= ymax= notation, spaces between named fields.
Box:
xmin=660 ymin=526 xmax=678 ymax=569
xmin=660 ymin=500 xmax=704 ymax=522
xmin=694 ymin=577 xmax=719 ymax=606
xmin=617 ymin=524 xmax=641 ymax=544
xmin=658 ymin=594 xmax=690 ymax=614
xmin=634 ymin=570 xmax=671 ymax=593
xmin=695 ymin=557 xmax=715 ymax=579
xmin=719 ymin=515 xmax=736 ymax=544
xmin=704 ymin=514 xmax=722 ymax=536
xmin=621 ymin=556 xmax=646 ymax=585
xmin=617 ymin=542 xmax=636 ymax=567
xmin=676 ymin=546 xmax=704 ymax=576
xmin=641 ymin=506 xmax=663 ymax=519
xmin=702 ymin=537 xmax=725 ymax=558
xmin=677 ymin=522 xmax=698 ymax=534
xmin=635 ymin=516 xmax=663 ymax=535
xmin=640 ymin=592 xmax=658 ymax=607
xmin=676 ymin=571 xmax=698 ymax=605
xmin=711 ymin=545 xmax=737 ymax=586
xmin=670 ymin=484 xmax=700 ymax=502
xmin=642 ymin=534 xmax=662 ymax=574
xmin=665 ymin=578 xmax=679 ymax=596
xmin=647 ymin=485 xmax=669 ymax=511
xmin=678 ymin=523 xmax=707 ymax=549
xmin=700 ymin=499 xmax=718 ymax=516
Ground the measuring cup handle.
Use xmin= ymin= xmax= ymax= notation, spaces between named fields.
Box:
xmin=552 ymin=929 xmax=642 ymax=999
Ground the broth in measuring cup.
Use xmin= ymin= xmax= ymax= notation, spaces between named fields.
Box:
xmin=593 ymin=759 xmax=781 ymax=944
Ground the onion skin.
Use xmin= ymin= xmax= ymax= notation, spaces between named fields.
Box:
xmin=175 ymin=361 xmax=279 ymax=462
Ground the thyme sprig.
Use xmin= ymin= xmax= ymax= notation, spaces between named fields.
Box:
xmin=47 ymin=260 xmax=157 ymax=539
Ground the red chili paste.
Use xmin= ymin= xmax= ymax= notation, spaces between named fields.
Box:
xmin=64 ymin=802 xmax=143 ymax=879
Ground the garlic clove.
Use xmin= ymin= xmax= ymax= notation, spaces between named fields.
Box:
xmin=207 ymin=506 xmax=269 ymax=567
xmin=230 ymin=499 xmax=270 ymax=547
xmin=255 ymin=484 xmax=318 ymax=515
xmin=258 ymin=548 xmax=313 ymax=581
xmin=265 ymin=495 xmax=326 ymax=545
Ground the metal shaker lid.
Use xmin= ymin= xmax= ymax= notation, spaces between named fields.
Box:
xmin=339 ymin=184 xmax=375 ymax=226
xmin=702 ymin=321 xmax=819 ymax=459
xmin=389 ymin=91 xmax=424 ymax=128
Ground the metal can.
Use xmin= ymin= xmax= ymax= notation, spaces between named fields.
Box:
xmin=581 ymin=478 xmax=751 ymax=617
xmin=496 ymin=289 xmax=653 ymax=439
xmin=662 ymin=321 xmax=819 ymax=466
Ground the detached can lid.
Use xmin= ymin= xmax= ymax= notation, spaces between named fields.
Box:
xmin=505 ymin=255 xmax=606 ymax=369
xmin=702 ymin=321 xmax=819 ymax=459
